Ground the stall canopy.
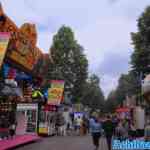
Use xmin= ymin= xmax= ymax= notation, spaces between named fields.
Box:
xmin=116 ymin=107 xmax=130 ymax=113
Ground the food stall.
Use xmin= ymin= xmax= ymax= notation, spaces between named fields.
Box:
xmin=116 ymin=107 xmax=131 ymax=120
xmin=38 ymin=80 xmax=65 ymax=136
xmin=38 ymin=104 xmax=57 ymax=136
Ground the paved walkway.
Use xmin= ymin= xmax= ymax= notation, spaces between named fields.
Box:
xmin=15 ymin=136 xmax=109 ymax=150
xmin=0 ymin=135 xmax=41 ymax=150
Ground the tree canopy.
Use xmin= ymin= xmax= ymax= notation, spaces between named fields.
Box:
xmin=49 ymin=26 xmax=88 ymax=103
xmin=81 ymin=74 xmax=105 ymax=111
xmin=131 ymin=6 xmax=150 ymax=76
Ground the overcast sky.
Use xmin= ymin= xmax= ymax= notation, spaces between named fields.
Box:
xmin=1 ymin=0 xmax=150 ymax=97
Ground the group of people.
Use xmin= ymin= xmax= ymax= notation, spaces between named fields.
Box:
xmin=73 ymin=115 xmax=89 ymax=136
xmin=53 ymin=110 xmax=89 ymax=137
xmin=89 ymin=114 xmax=150 ymax=150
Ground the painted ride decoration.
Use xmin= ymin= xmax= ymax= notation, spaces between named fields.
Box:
xmin=0 ymin=3 xmax=48 ymax=138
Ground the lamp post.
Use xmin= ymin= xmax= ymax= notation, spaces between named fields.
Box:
xmin=134 ymin=71 xmax=143 ymax=106
xmin=134 ymin=64 xmax=150 ymax=105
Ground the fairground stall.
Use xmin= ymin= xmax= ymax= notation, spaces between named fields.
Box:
xmin=38 ymin=104 xmax=58 ymax=136
xmin=116 ymin=107 xmax=131 ymax=120
xmin=142 ymin=74 xmax=150 ymax=118
xmin=116 ymin=103 xmax=145 ymax=137
xmin=38 ymin=80 xmax=65 ymax=136
xmin=0 ymin=4 xmax=48 ymax=137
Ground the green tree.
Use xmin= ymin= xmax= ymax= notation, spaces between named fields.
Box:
xmin=49 ymin=26 xmax=88 ymax=102
xmin=131 ymin=6 xmax=150 ymax=75
xmin=104 ymin=90 xmax=118 ymax=113
xmin=115 ymin=72 xmax=139 ymax=105
xmin=81 ymin=74 xmax=105 ymax=111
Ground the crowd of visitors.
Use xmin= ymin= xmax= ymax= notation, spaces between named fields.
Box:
xmin=89 ymin=114 xmax=150 ymax=150
xmin=53 ymin=109 xmax=89 ymax=137
xmin=53 ymin=110 xmax=149 ymax=150
xmin=50 ymin=109 xmax=150 ymax=150
xmin=1 ymin=104 xmax=149 ymax=150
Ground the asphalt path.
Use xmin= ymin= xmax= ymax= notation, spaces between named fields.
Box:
xmin=15 ymin=135 xmax=108 ymax=150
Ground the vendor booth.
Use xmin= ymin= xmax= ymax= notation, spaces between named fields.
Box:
xmin=16 ymin=103 xmax=38 ymax=135
xmin=38 ymin=104 xmax=57 ymax=136
xmin=38 ymin=80 xmax=65 ymax=136
xmin=142 ymin=74 xmax=150 ymax=122
xmin=116 ymin=107 xmax=131 ymax=120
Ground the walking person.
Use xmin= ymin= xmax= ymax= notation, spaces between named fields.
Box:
xmin=9 ymin=123 xmax=16 ymax=139
xmin=129 ymin=122 xmax=137 ymax=140
xmin=74 ymin=116 xmax=82 ymax=136
xmin=145 ymin=120 xmax=150 ymax=141
xmin=63 ymin=108 xmax=72 ymax=136
xmin=56 ymin=112 xmax=66 ymax=136
xmin=0 ymin=115 xmax=9 ymax=140
xmin=90 ymin=116 xmax=102 ymax=150
xmin=115 ymin=121 xmax=126 ymax=141
xmin=82 ymin=116 xmax=89 ymax=135
xmin=103 ymin=115 xmax=114 ymax=150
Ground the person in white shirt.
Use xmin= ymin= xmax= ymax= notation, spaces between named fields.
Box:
xmin=75 ymin=116 xmax=83 ymax=135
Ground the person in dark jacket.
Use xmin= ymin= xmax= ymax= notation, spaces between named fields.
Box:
xmin=115 ymin=121 xmax=126 ymax=141
xmin=55 ymin=112 xmax=65 ymax=136
xmin=103 ymin=115 xmax=114 ymax=150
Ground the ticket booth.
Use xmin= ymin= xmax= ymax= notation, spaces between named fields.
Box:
xmin=16 ymin=103 xmax=38 ymax=135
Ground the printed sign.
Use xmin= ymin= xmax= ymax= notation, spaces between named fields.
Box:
xmin=0 ymin=32 xmax=10 ymax=68
xmin=48 ymin=80 xmax=65 ymax=105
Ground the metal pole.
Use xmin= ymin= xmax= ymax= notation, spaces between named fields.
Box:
xmin=139 ymin=72 xmax=143 ymax=106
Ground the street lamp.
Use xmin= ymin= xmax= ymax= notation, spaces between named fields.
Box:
xmin=133 ymin=71 xmax=143 ymax=105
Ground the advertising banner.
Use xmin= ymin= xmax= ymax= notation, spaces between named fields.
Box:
xmin=0 ymin=32 xmax=10 ymax=69
xmin=48 ymin=80 xmax=65 ymax=105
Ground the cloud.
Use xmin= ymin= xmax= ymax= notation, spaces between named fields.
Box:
xmin=108 ymin=0 xmax=119 ymax=4
xmin=76 ymin=16 xmax=135 ymax=74
xmin=101 ymin=75 xmax=118 ymax=97
xmin=96 ymin=52 xmax=130 ymax=97
xmin=1 ymin=0 xmax=150 ymax=96
xmin=98 ymin=52 xmax=130 ymax=76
